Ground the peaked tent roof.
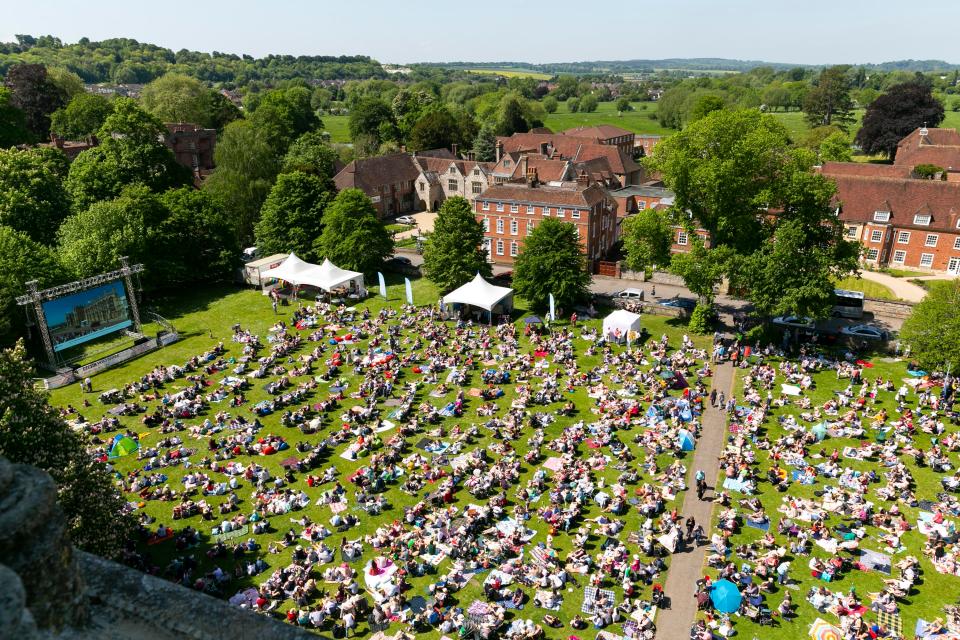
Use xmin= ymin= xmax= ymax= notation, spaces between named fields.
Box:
xmin=312 ymin=258 xmax=364 ymax=291
xmin=441 ymin=274 xmax=513 ymax=311
xmin=259 ymin=253 xmax=314 ymax=284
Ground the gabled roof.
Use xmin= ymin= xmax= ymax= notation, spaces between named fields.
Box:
xmin=334 ymin=153 xmax=420 ymax=193
xmin=441 ymin=274 xmax=513 ymax=311
xmin=477 ymin=181 xmax=609 ymax=208
xmin=561 ymin=125 xmax=634 ymax=140
xmin=412 ymin=155 xmax=495 ymax=179
xmin=497 ymin=132 xmax=642 ymax=177
xmin=829 ymin=173 xmax=960 ymax=231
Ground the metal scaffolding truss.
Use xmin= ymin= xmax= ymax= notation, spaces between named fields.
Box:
xmin=16 ymin=262 xmax=144 ymax=306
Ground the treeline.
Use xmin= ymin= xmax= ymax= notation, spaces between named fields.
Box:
xmin=0 ymin=35 xmax=384 ymax=87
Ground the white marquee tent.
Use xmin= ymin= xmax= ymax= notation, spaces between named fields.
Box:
xmin=441 ymin=274 xmax=514 ymax=323
xmin=602 ymin=309 xmax=641 ymax=342
xmin=260 ymin=254 xmax=365 ymax=294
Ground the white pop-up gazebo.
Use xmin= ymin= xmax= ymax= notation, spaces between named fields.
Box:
xmin=441 ymin=274 xmax=514 ymax=324
xmin=260 ymin=254 xmax=365 ymax=295
xmin=602 ymin=309 xmax=641 ymax=343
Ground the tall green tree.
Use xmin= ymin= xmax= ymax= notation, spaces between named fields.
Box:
xmin=49 ymin=92 xmax=113 ymax=140
xmin=155 ymin=187 xmax=239 ymax=286
xmin=472 ymin=121 xmax=497 ymax=162
xmin=804 ymin=66 xmax=856 ymax=130
xmin=348 ymin=96 xmax=395 ymax=148
xmin=669 ymin=240 xmax=732 ymax=304
xmin=0 ymin=87 xmax=32 ymax=147
xmin=900 ymin=280 xmax=960 ymax=371
xmin=422 ymin=196 xmax=491 ymax=292
xmin=249 ymin=86 xmax=320 ymax=154
xmin=818 ymin=130 xmax=853 ymax=162
xmin=282 ymin=130 xmax=340 ymax=179
xmin=689 ymin=94 xmax=725 ymax=122
xmin=855 ymin=80 xmax=945 ymax=159
xmin=643 ymin=109 xmax=790 ymax=254
xmin=0 ymin=340 xmax=135 ymax=558
xmin=0 ymin=147 xmax=70 ymax=242
xmin=140 ymin=72 xmax=211 ymax=125
xmin=203 ymin=120 xmax=279 ymax=244
xmin=409 ymin=107 xmax=471 ymax=152
xmin=3 ymin=63 xmax=66 ymax=140
xmin=495 ymin=94 xmax=530 ymax=136
xmin=314 ymin=189 xmax=393 ymax=275
xmin=621 ymin=208 xmax=673 ymax=274
xmin=64 ymin=97 xmax=190 ymax=211
xmin=254 ymin=171 xmax=334 ymax=259
xmin=57 ymin=185 xmax=168 ymax=280
xmin=0 ymin=226 xmax=63 ymax=345
xmin=512 ymin=218 xmax=590 ymax=312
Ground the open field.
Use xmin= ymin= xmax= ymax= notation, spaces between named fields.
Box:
xmin=466 ymin=68 xmax=553 ymax=80
xmin=543 ymin=101 xmax=673 ymax=136
xmin=51 ymin=281 xmax=712 ymax=638
xmin=322 ymin=115 xmax=351 ymax=144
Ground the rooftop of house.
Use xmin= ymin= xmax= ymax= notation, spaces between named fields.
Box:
xmin=561 ymin=124 xmax=635 ymax=140
xmin=334 ymin=152 xmax=421 ymax=193
xmin=497 ymin=132 xmax=643 ymax=177
xmin=477 ymin=179 xmax=610 ymax=208
xmin=829 ymin=172 xmax=960 ymax=231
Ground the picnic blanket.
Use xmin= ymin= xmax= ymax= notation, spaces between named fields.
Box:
xmin=860 ymin=549 xmax=892 ymax=574
xmin=723 ymin=477 xmax=752 ymax=494
xmin=495 ymin=517 xmax=536 ymax=542
xmin=212 ymin=524 xmax=249 ymax=542
xmin=781 ymin=383 xmax=802 ymax=396
xmin=582 ymin=587 xmax=616 ymax=614
xmin=877 ymin=611 xmax=902 ymax=637
xmin=534 ymin=589 xmax=562 ymax=611
xmin=543 ymin=457 xmax=564 ymax=472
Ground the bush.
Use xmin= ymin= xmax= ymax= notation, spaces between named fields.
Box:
xmin=688 ymin=302 xmax=715 ymax=334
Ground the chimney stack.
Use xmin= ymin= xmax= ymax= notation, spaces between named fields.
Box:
xmin=526 ymin=167 xmax=539 ymax=187
xmin=519 ymin=154 xmax=528 ymax=179
xmin=451 ymin=143 xmax=458 ymax=158
xmin=495 ymin=140 xmax=503 ymax=162
xmin=539 ymin=142 xmax=549 ymax=156
xmin=577 ymin=170 xmax=590 ymax=188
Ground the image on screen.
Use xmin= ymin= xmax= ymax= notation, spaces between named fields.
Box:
xmin=43 ymin=281 xmax=132 ymax=353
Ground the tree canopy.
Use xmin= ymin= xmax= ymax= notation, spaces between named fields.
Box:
xmin=154 ymin=187 xmax=239 ymax=286
xmin=0 ymin=340 xmax=135 ymax=557
xmin=314 ymin=189 xmax=393 ymax=276
xmin=282 ymin=130 xmax=340 ymax=180
xmin=0 ymin=146 xmax=70 ymax=242
xmin=249 ymin=86 xmax=320 ymax=154
xmin=855 ymin=80 xmax=945 ymax=159
xmin=254 ymin=170 xmax=334 ymax=259
xmin=3 ymin=62 xmax=66 ymax=140
xmin=900 ymin=280 xmax=960 ymax=371
xmin=49 ymin=91 xmax=113 ymax=140
xmin=803 ymin=66 xmax=856 ymax=130
xmin=0 ymin=87 xmax=31 ymax=147
xmin=621 ymin=208 xmax=673 ymax=274
xmin=422 ymin=196 xmax=491 ymax=292
xmin=512 ymin=218 xmax=591 ymax=312
xmin=0 ymin=226 xmax=63 ymax=345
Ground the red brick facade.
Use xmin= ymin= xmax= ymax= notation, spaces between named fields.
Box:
xmin=473 ymin=176 xmax=618 ymax=271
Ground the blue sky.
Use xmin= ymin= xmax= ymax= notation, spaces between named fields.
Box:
xmin=3 ymin=0 xmax=959 ymax=65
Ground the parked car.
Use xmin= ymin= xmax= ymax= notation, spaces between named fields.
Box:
xmin=614 ymin=288 xmax=645 ymax=300
xmin=395 ymin=216 xmax=417 ymax=225
xmin=386 ymin=256 xmax=412 ymax=267
xmin=840 ymin=324 xmax=888 ymax=340
xmin=658 ymin=297 xmax=697 ymax=311
xmin=772 ymin=315 xmax=815 ymax=330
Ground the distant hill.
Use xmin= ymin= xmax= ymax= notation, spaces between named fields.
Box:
xmin=428 ymin=58 xmax=960 ymax=75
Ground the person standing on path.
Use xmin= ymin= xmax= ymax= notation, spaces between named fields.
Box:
xmin=695 ymin=469 xmax=706 ymax=500
xmin=717 ymin=392 xmax=725 ymax=412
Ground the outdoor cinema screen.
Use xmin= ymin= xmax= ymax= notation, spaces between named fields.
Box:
xmin=43 ymin=280 xmax=132 ymax=352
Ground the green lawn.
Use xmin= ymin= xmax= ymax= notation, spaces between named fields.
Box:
xmin=544 ymin=101 xmax=674 ymax=136
xmin=50 ymin=280 xmax=711 ymax=638
xmin=884 ymin=269 xmax=928 ymax=279
xmin=704 ymin=350 xmax=960 ymax=639
xmin=833 ymin=276 xmax=898 ymax=301
xmin=322 ymin=115 xmax=351 ymax=144
xmin=466 ymin=68 xmax=553 ymax=80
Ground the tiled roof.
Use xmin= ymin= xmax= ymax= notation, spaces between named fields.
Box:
xmin=561 ymin=125 xmax=634 ymax=140
xmin=820 ymin=162 xmax=910 ymax=178
xmin=895 ymin=128 xmax=960 ymax=169
xmin=334 ymin=153 xmax=420 ymax=193
xmin=828 ymin=173 xmax=960 ymax=231
xmin=477 ymin=181 xmax=609 ymax=208
xmin=413 ymin=156 xmax=495 ymax=178
xmin=497 ymin=133 xmax=643 ymax=177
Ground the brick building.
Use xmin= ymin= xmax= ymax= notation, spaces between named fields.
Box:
xmin=609 ymin=185 xmax=675 ymax=218
xmin=561 ymin=124 xmax=635 ymax=156
xmin=163 ymin=123 xmax=217 ymax=181
xmin=634 ymin=135 xmax=663 ymax=158
xmin=335 ymin=152 xmax=423 ymax=219
xmin=473 ymin=172 xmax=618 ymax=271
xmin=412 ymin=150 xmax=496 ymax=211
xmin=497 ymin=131 xmax=645 ymax=186
xmin=822 ymin=127 xmax=960 ymax=275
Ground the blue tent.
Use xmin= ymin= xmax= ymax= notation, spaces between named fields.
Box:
xmin=678 ymin=429 xmax=695 ymax=451
xmin=710 ymin=579 xmax=742 ymax=613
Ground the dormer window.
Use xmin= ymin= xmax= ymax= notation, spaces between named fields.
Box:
xmin=449 ymin=166 xmax=457 ymax=174
xmin=873 ymin=210 xmax=890 ymax=222
xmin=914 ymin=214 xmax=931 ymax=226
xmin=504 ymin=160 xmax=512 ymax=167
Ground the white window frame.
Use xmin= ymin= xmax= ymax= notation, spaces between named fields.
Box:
xmin=638 ymin=200 xmax=647 ymax=210
xmin=845 ymin=226 xmax=857 ymax=238
xmin=496 ymin=239 xmax=504 ymax=255
xmin=954 ymin=237 xmax=960 ymax=250
xmin=482 ymin=201 xmax=490 ymax=211
xmin=510 ymin=203 xmax=519 ymax=213
xmin=496 ymin=202 xmax=504 ymax=212
xmin=482 ymin=218 xmax=490 ymax=232
xmin=677 ymin=231 xmax=688 ymax=246
xmin=543 ymin=208 xmax=551 ymax=217
xmin=447 ymin=179 xmax=458 ymax=191
xmin=557 ymin=208 xmax=566 ymax=218
xmin=510 ymin=241 xmax=519 ymax=257
xmin=914 ymin=214 xmax=931 ymax=226
xmin=527 ymin=221 xmax=534 ymax=236
xmin=496 ymin=219 xmax=504 ymax=234
xmin=897 ymin=231 xmax=910 ymax=244
xmin=870 ymin=230 xmax=883 ymax=243
xmin=865 ymin=248 xmax=879 ymax=260
xmin=920 ymin=253 xmax=935 ymax=268
xmin=525 ymin=205 xmax=534 ymax=214
xmin=472 ymin=181 xmax=482 ymax=194
xmin=510 ymin=219 xmax=518 ymax=235
xmin=873 ymin=210 xmax=890 ymax=222
xmin=925 ymin=234 xmax=939 ymax=247
xmin=892 ymin=249 xmax=907 ymax=264
xmin=571 ymin=210 xmax=581 ymax=219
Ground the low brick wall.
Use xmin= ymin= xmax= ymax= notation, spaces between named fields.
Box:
xmin=608 ymin=297 xmax=689 ymax=318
